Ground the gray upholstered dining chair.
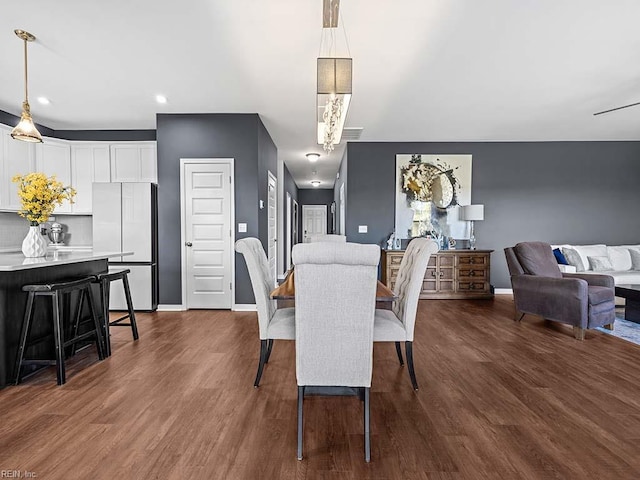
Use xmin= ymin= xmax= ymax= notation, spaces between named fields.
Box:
xmin=374 ymin=237 xmax=439 ymax=390
xmin=505 ymin=241 xmax=615 ymax=339
xmin=293 ymin=242 xmax=380 ymax=462
xmin=308 ymin=234 xmax=347 ymax=243
xmin=235 ymin=237 xmax=295 ymax=387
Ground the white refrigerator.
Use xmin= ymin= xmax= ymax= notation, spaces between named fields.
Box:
xmin=92 ymin=182 xmax=158 ymax=311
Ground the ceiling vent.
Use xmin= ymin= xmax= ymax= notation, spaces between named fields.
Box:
xmin=341 ymin=127 xmax=363 ymax=142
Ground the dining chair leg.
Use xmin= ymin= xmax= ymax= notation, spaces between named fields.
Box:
xmin=265 ymin=338 xmax=274 ymax=363
xmin=297 ymin=386 xmax=304 ymax=461
xmin=254 ymin=340 xmax=268 ymax=388
xmin=395 ymin=342 xmax=404 ymax=366
xmin=364 ymin=387 xmax=371 ymax=463
xmin=406 ymin=341 xmax=418 ymax=391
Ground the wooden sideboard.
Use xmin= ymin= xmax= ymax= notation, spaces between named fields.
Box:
xmin=381 ymin=249 xmax=494 ymax=300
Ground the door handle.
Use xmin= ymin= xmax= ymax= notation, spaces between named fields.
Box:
xmin=185 ymin=242 xmax=193 ymax=247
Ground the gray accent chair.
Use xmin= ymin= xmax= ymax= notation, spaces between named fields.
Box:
xmin=374 ymin=238 xmax=439 ymax=390
xmin=292 ymin=242 xmax=380 ymax=462
xmin=235 ymin=238 xmax=295 ymax=387
xmin=308 ymin=234 xmax=347 ymax=243
xmin=505 ymin=241 xmax=615 ymax=340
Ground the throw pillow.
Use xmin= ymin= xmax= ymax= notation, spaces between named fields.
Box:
xmin=587 ymin=256 xmax=613 ymax=272
xmin=608 ymin=246 xmax=632 ymax=271
xmin=561 ymin=247 xmax=585 ymax=272
xmin=629 ymin=249 xmax=640 ymax=270
xmin=553 ymin=248 xmax=569 ymax=265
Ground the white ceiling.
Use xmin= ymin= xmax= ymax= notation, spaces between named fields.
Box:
xmin=2 ymin=1 xmax=640 ymax=188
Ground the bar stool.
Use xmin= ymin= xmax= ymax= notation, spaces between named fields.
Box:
xmin=94 ymin=269 xmax=138 ymax=357
xmin=14 ymin=276 xmax=106 ymax=386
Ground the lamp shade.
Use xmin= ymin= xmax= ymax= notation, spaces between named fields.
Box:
xmin=459 ymin=204 xmax=484 ymax=221
xmin=317 ymin=57 xmax=352 ymax=94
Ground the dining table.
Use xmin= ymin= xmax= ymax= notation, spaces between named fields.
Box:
xmin=270 ymin=269 xmax=397 ymax=306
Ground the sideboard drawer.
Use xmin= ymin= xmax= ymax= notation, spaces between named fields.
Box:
xmin=458 ymin=268 xmax=487 ymax=280
xmin=458 ymin=254 xmax=489 ymax=266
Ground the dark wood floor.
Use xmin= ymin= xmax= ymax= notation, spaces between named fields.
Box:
xmin=1 ymin=296 xmax=640 ymax=479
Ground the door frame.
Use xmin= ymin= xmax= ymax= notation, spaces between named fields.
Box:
xmin=180 ymin=158 xmax=235 ymax=310
xmin=286 ymin=192 xmax=292 ymax=271
xmin=339 ymin=182 xmax=345 ymax=235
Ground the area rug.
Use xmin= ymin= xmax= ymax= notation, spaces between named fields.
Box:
xmin=596 ymin=315 xmax=640 ymax=346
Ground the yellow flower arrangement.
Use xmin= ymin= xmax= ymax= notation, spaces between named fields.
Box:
xmin=11 ymin=173 xmax=76 ymax=225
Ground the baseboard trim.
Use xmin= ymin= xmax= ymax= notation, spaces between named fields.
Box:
xmin=233 ymin=304 xmax=257 ymax=312
xmin=158 ymin=304 xmax=187 ymax=311
xmin=494 ymin=288 xmax=513 ymax=295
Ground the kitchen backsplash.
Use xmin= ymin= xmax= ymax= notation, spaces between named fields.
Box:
xmin=0 ymin=212 xmax=93 ymax=250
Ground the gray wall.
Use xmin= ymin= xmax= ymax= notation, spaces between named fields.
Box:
xmin=1 ymin=109 xmax=152 ymax=140
xmin=298 ymin=188 xmax=335 ymax=239
xmin=283 ymin=164 xmax=299 ymax=263
xmin=156 ymin=113 xmax=272 ymax=305
xmin=344 ymin=141 xmax=640 ymax=288
xmin=257 ymin=121 xmax=278 ymax=250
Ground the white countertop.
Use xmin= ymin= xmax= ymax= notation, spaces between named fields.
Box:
xmin=0 ymin=250 xmax=133 ymax=271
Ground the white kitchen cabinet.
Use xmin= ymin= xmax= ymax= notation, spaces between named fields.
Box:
xmin=0 ymin=127 xmax=36 ymax=211
xmin=70 ymin=144 xmax=111 ymax=213
xmin=35 ymin=139 xmax=72 ymax=213
xmin=110 ymin=143 xmax=157 ymax=183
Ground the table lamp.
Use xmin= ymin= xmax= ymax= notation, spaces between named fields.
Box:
xmin=459 ymin=205 xmax=484 ymax=250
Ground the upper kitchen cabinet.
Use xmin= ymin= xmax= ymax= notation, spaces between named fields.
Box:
xmin=110 ymin=143 xmax=157 ymax=183
xmin=35 ymin=139 xmax=72 ymax=213
xmin=70 ymin=144 xmax=111 ymax=213
xmin=0 ymin=127 xmax=36 ymax=211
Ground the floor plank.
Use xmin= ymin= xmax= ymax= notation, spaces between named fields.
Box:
xmin=1 ymin=297 xmax=640 ymax=479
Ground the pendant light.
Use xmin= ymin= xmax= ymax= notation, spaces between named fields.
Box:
xmin=11 ymin=29 xmax=43 ymax=143
xmin=317 ymin=0 xmax=352 ymax=153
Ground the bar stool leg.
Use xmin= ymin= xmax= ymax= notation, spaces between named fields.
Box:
xmin=51 ymin=292 xmax=66 ymax=385
xmin=121 ymin=274 xmax=139 ymax=341
xmin=13 ymin=291 xmax=36 ymax=385
xmin=101 ymin=278 xmax=112 ymax=357
xmin=69 ymin=289 xmax=86 ymax=357
xmin=87 ymin=285 xmax=106 ymax=360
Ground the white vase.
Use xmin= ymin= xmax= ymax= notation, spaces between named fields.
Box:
xmin=22 ymin=225 xmax=47 ymax=258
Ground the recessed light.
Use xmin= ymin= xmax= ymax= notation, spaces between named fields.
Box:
xmin=311 ymin=180 xmax=321 ymax=187
xmin=306 ymin=153 xmax=320 ymax=162
xmin=37 ymin=97 xmax=50 ymax=105
xmin=155 ymin=94 xmax=167 ymax=104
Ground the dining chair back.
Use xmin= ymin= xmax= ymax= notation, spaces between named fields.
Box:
xmin=292 ymin=242 xmax=380 ymax=461
xmin=393 ymin=238 xmax=440 ymax=342
xmin=308 ymin=234 xmax=347 ymax=243
xmin=235 ymin=238 xmax=295 ymax=387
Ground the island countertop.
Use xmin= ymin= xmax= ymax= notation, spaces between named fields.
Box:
xmin=0 ymin=250 xmax=133 ymax=272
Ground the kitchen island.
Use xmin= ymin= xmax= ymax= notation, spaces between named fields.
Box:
xmin=0 ymin=250 xmax=131 ymax=388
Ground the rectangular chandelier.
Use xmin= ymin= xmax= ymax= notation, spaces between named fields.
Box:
xmin=317 ymin=57 xmax=352 ymax=151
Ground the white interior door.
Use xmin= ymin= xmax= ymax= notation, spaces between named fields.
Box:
xmin=267 ymin=171 xmax=277 ymax=287
xmin=182 ymin=161 xmax=233 ymax=309
xmin=302 ymin=205 xmax=327 ymax=242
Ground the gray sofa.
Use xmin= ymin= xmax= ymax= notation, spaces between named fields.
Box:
xmin=505 ymin=242 xmax=616 ymax=340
